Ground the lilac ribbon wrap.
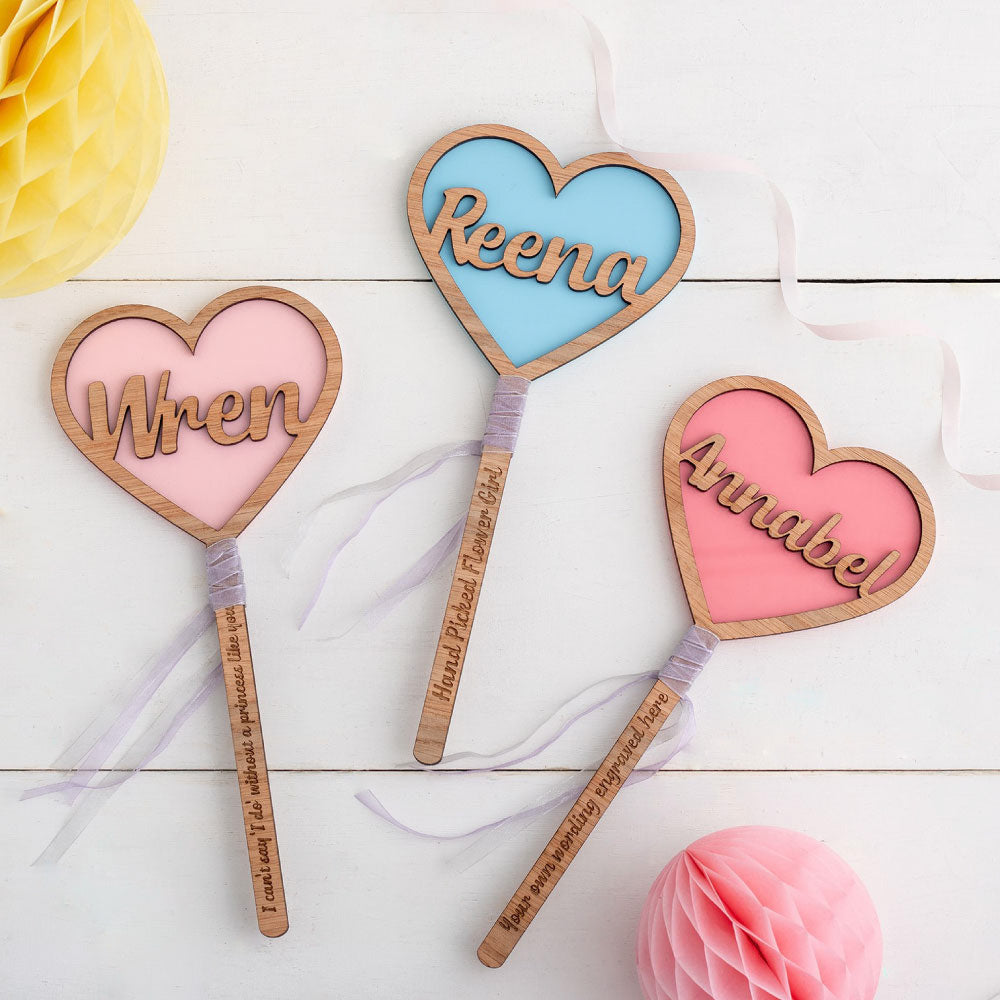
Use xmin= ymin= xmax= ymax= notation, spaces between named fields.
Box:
xmin=23 ymin=541 xmax=247 ymax=862
xmin=205 ymin=538 xmax=247 ymax=610
xmin=658 ymin=625 xmax=718 ymax=694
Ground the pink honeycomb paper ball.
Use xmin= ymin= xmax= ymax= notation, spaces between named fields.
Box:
xmin=636 ymin=827 xmax=882 ymax=1000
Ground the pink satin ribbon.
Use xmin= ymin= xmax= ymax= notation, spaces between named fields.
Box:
xmin=506 ymin=0 xmax=999 ymax=491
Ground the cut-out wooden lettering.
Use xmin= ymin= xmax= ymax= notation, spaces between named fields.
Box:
xmin=52 ymin=286 xmax=342 ymax=545
xmin=87 ymin=373 xmax=309 ymax=459
xmin=664 ymin=376 xmax=935 ymax=639
xmin=428 ymin=185 xmax=649 ymax=302
xmin=678 ymin=433 xmax=900 ymax=596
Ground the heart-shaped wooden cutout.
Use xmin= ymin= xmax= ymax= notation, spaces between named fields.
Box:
xmin=407 ymin=124 xmax=695 ymax=380
xmin=663 ymin=376 xmax=935 ymax=639
xmin=51 ymin=286 xmax=342 ymax=545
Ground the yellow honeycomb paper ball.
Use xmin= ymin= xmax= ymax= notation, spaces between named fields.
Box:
xmin=0 ymin=0 xmax=169 ymax=296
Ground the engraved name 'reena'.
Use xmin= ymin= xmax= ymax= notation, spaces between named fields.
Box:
xmin=87 ymin=372 xmax=306 ymax=457
xmin=681 ymin=433 xmax=901 ymax=597
xmin=429 ymin=186 xmax=649 ymax=302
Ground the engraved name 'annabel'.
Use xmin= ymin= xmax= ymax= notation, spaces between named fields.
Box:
xmin=429 ymin=186 xmax=649 ymax=302
xmin=86 ymin=371 xmax=306 ymax=457
xmin=681 ymin=433 xmax=902 ymax=597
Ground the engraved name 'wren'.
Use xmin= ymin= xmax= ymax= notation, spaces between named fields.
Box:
xmin=87 ymin=371 xmax=307 ymax=458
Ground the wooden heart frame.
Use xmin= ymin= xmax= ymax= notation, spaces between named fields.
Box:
xmin=663 ymin=376 xmax=936 ymax=639
xmin=51 ymin=285 xmax=343 ymax=545
xmin=407 ymin=124 xmax=695 ymax=380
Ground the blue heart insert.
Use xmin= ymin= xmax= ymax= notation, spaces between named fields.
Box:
xmin=421 ymin=137 xmax=684 ymax=368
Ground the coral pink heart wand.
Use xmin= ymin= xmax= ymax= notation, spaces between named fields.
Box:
xmin=478 ymin=375 xmax=934 ymax=967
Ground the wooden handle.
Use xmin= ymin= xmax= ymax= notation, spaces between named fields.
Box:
xmin=215 ymin=604 xmax=289 ymax=938
xmin=413 ymin=449 xmax=513 ymax=765
xmin=477 ymin=678 xmax=681 ymax=967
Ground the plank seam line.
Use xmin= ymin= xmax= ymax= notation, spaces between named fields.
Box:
xmin=63 ymin=277 xmax=1000 ymax=285
xmin=4 ymin=768 xmax=998 ymax=776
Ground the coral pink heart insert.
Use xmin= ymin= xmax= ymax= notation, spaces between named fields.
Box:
xmin=673 ymin=385 xmax=927 ymax=626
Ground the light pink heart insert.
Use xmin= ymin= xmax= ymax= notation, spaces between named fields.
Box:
xmin=680 ymin=389 xmax=923 ymax=623
xmin=65 ymin=299 xmax=328 ymax=530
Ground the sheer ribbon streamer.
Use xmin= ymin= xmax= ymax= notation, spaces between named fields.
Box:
xmin=288 ymin=440 xmax=482 ymax=629
xmin=293 ymin=374 xmax=528 ymax=633
xmin=355 ymin=627 xmax=717 ymax=863
xmin=22 ymin=541 xmax=247 ymax=861
xmin=503 ymin=0 xmax=999 ymax=490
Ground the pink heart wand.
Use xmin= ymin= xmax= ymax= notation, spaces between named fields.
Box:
xmin=51 ymin=286 xmax=343 ymax=936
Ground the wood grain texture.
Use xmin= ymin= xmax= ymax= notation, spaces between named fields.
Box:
xmin=216 ymin=604 xmax=288 ymax=938
xmin=50 ymin=285 xmax=343 ymax=545
xmin=16 ymin=279 xmax=977 ymax=776
xmin=414 ymin=449 xmax=513 ymax=765
xmin=406 ymin=124 xmax=694 ymax=380
xmin=478 ymin=678 xmax=682 ymax=967
xmin=663 ymin=376 xmax=936 ymax=639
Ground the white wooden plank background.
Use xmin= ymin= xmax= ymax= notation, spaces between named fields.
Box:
xmin=2 ymin=2 xmax=1000 ymax=997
